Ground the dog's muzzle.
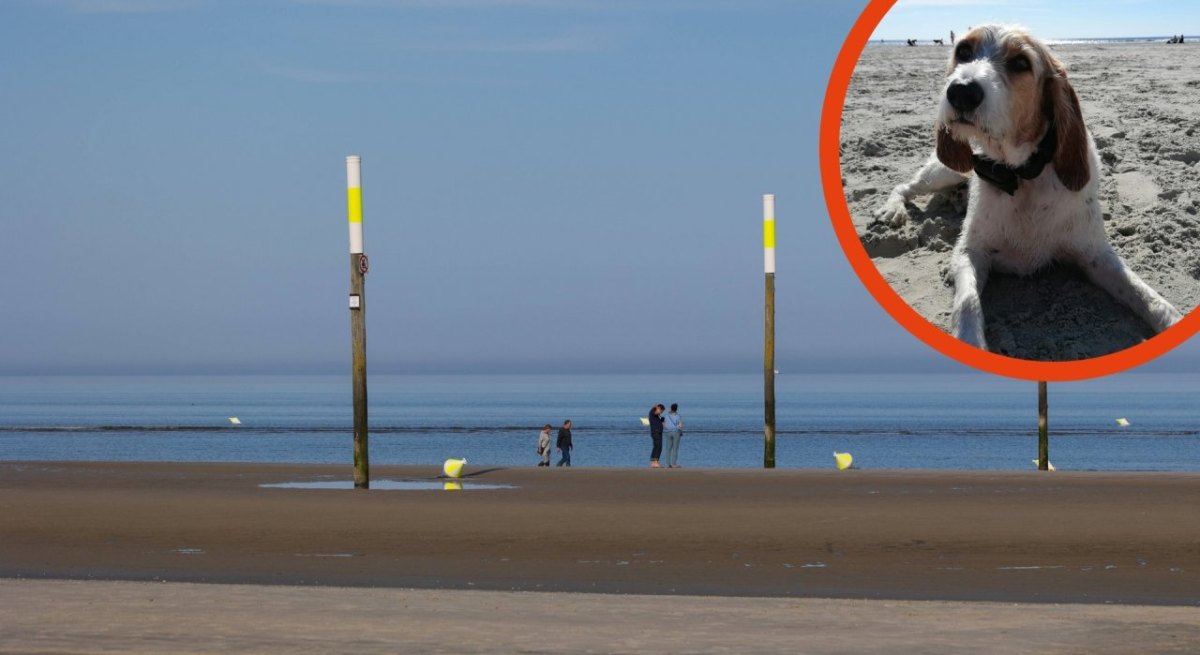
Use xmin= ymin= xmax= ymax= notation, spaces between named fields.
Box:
xmin=946 ymin=80 xmax=984 ymax=113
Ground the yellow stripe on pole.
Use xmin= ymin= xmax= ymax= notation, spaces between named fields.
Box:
xmin=347 ymin=187 xmax=363 ymax=224
xmin=763 ymin=219 xmax=775 ymax=249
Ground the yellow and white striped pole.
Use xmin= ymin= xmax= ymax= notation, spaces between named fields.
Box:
xmin=347 ymin=156 xmax=364 ymax=255
xmin=346 ymin=155 xmax=369 ymax=489
xmin=763 ymin=194 xmax=776 ymax=469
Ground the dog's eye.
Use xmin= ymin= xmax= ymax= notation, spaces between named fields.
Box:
xmin=1007 ymin=55 xmax=1031 ymax=73
xmin=955 ymin=43 xmax=973 ymax=62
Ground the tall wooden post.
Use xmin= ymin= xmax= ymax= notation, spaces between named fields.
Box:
xmin=346 ymin=155 xmax=370 ymax=489
xmin=1037 ymin=381 xmax=1048 ymax=471
xmin=763 ymin=194 xmax=776 ymax=469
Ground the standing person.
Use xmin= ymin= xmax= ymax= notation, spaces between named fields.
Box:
xmin=556 ymin=419 xmax=573 ymax=467
xmin=536 ymin=424 xmax=553 ymax=467
xmin=648 ymin=405 xmax=664 ymax=468
xmin=663 ymin=403 xmax=684 ymax=468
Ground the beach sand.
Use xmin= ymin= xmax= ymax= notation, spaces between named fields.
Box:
xmin=4 ymin=579 xmax=1200 ymax=654
xmin=2 ymin=458 xmax=1200 ymax=647
xmin=839 ymin=42 xmax=1200 ymax=360
xmin=3 ymin=461 xmax=1199 ymax=652
xmin=2 ymin=461 xmax=1198 ymax=601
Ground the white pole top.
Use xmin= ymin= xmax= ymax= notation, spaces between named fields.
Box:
xmin=346 ymin=155 xmax=364 ymax=254
xmin=763 ymin=194 xmax=776 ymax=274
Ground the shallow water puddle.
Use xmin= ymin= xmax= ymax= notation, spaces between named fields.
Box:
xmin=259 ymin=479 xmax=514 ymax=491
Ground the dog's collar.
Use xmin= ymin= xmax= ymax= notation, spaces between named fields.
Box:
xmin=971 ymin=125 xmax=1056 ymax=196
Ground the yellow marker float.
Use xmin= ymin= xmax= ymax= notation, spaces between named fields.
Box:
xmin=834 ymin=452 xmax=853 ymax=470
xmin=443 ymin=458 xmax=467 ymax=478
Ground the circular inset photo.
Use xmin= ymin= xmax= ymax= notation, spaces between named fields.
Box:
xmin=823 ymin=0 xmax=1200 ymax=377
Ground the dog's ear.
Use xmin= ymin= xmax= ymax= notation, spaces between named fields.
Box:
xmin=936 ymin=125 xmax=974 ymax=172
xmin=1046 ymin=70 xmax=1090 ymax=191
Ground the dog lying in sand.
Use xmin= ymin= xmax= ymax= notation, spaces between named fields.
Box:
xmin=875 ymin=24 xmax=1182 ymax=352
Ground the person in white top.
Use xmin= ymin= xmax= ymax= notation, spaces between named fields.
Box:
xmin=536 ymin=424 xmax=552 ymax=467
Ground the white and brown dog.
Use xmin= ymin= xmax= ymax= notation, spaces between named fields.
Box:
xmin=875 ymin=24 xmax=1182 ymax=351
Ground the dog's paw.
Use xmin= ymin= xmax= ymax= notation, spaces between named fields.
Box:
xmin=1153 ymin=302 xmax=1184 ymax=333
xmin=873 ymin=193 xmax=911 ymax=227
xmin=951 ymin=295 xmax=988 ymax=350
xmin=953 ymin=327 xmax=989 ymax=351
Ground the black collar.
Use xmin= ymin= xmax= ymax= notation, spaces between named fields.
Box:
xmin=971 ymin=125 xmax=1056 ymax=195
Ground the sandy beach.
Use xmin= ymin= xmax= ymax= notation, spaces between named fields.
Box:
xmin=839 ymin=42 xmax=1200 ymax=360
xmin=4 ymin=461 xmax=1200 ymax=653
xmin=2 ymin=461 xmax=1198 ymax=602
xmin=3 ymin=461 xmax=1199 ymax=652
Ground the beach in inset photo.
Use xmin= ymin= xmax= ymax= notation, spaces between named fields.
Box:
xmin=840 ymin=36 xmax=1200 ymax=360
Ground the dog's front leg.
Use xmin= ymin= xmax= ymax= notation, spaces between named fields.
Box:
xmin=1080 ymin=246 xmax=1183 ymax=333
xmin=874 ymin=155 xmax=969 ymax=227
xmin=949 ymin=243 xmax=990 ymax=349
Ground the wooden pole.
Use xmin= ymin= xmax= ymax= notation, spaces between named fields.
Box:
xmin=1037 ymin=381 xmax=1048 ymax=471
xmin=763 ymin=194 xmax=776 ymax=469
xmin=347 ymin=156 xmax=369 ymax=489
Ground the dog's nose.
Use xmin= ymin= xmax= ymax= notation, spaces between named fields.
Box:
xmin=946 ymin=81 xmax=984 ymax=112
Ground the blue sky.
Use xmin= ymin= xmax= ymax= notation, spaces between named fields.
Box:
xmin=875 ymin=0 xmax=1200 ymax=41
xmin=0 ymin=0 xmax=1195 ymax=375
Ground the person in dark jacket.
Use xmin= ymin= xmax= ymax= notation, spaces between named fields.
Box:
xmin=648 ymin=405 xmax=664 ymax=468
xmin=556 ymin=419 xmax=574 ymax=467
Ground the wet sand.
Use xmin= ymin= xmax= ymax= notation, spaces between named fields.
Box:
xmin=2 ymin=461 xmax=1198 ymax=605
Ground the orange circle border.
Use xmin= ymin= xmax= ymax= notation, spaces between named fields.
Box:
xmin=819 ymin=0 xmax=1200 ymax=382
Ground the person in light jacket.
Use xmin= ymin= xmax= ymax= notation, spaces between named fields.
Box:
xmin=663 ymin=403 xmax=684 ymax=468
xmin=536 ymin=424 xmax=553 ymax=467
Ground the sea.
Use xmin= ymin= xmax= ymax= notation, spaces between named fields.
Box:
xmin=2 ymin=373 xmax=1198 ymax=472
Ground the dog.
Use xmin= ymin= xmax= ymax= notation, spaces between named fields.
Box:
xmin=874 ymin=24 xmax=1182 ymax=351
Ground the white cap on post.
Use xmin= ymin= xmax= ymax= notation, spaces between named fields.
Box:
xmin=346 ymin=155 xmax=363 ymax=254
xmin=763 ymin=194 xmax=776 ymax=274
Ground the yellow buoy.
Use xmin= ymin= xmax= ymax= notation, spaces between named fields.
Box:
xmin=1116 ymin=418 xmax=1130 ymax=427
xmin=834 ymin=452 xmax=853 ymax=470
xmin=443 ymin=481 xmax=463 ymax=491
xmin=639 ymin=417 xmax=651 ymax=426
xmin=443 ymin=458 xmax=467 ymax=478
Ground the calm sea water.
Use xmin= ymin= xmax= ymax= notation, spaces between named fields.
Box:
xmin=1 ymin=373 xmax=1198 ymax=471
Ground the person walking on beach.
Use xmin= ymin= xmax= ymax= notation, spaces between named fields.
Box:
xmin=662 ymin=403 xmax=684 ymax=468
xmin=536 ymin=423 xmax=553 ymax=467
xmin=648 ymin=405 xmax=664 ymax=468
xmin=556 ymin=419 xmax=574 ymax=467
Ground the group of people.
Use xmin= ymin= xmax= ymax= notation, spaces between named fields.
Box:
xmin=536 ymin=420 xmax=573 ymax=467
xmin=1168 ymin=35 xmax=1187 ymax=44
xmin=648 ymin=403 xmax=684 ymax=468
xmin=533 ymin=403 xmax=686 ymax=468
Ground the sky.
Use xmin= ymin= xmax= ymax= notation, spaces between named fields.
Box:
xmin=0 ymin=0 xmax=1196 ymax=376
xmin=875 ymin=0 xmax=1200 ymax=41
